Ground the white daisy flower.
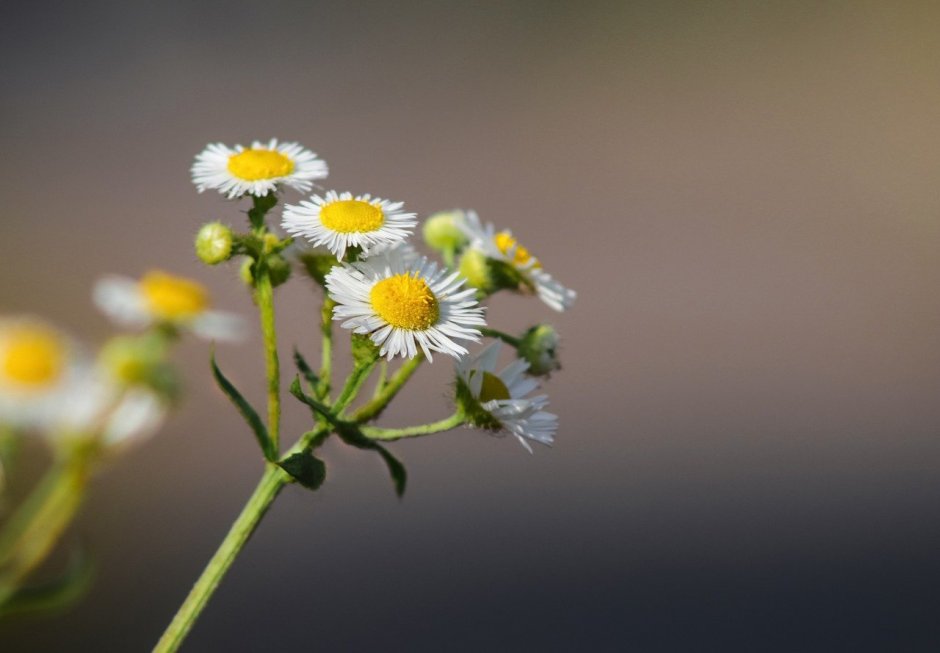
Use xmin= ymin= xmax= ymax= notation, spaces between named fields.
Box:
xmin=282 ymin=191 xmax=417 ymax=260
xmin=457 ymin=341 xmax=558 ymax=452
xmin=94 ymin=270 xmax=244 ymax=341
xmin=0 ymin=317 xmax=88 ymax=429
xmin=56 ymin=377 xmax=168 ymax=450
xmin=461 ymin=211 xmax=576 ymax=311
xmin=191 ymin=139 xmax=328 ymax=199
xmin=325 ymin=248 xmax=486 ymax=361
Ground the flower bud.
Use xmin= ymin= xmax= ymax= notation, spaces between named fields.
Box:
xmin=195 ymin=222 xmax=233 ymax=265
xmin=239 ymin=257 xmax=255 ymax=287
xmin=458 ymin=248 xmax=525 ymax=296
xmin=422 ymin=210 xmax=469 ymax=252
xmin=458 ymin=248 xmax=494 ymax=294
xmin=266 ymin=253 xmax=292 ymax=287
xmin=98 ymin=335 xmax=179 ymax=400
xmin=517 ymin=324 xmax=561 ymax=376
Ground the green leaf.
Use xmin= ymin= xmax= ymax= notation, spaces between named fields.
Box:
xmin=299 ymin=252 xmax=340 ymax=287
xmin=0 ymin=548 xmax=95 ymax=619
xmin=288 ymin=377 xmax=407 ymax=496
xmin=351 ymin=333 xmax=380 ymax=368
xmin=335 ymin=427 xmax=408 ymax=497
xmin=289 ymin=377 xmax=335 ymax=423
xmin=373 ymin=445 xmax=407 ymax=497
xmin=292 ymin=348 xmax=320 ymax=388
xmin=277 ymin=452 xmax=326 ymax=491
xmin=210 ymin=350 xmax=275 ymax=460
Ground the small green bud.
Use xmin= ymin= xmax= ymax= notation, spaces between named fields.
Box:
xmin=98 ymin=335 xmax=179 ymax=400
xmin=458 ymin=247 xmax=525 ymax=296
xmin=299 ymin=252 xmax=340 ymax=287
xmin=422 ymin=210 xmax=469 ymax=252
xmin=195 ymin=222 xmax=234 ymax=265
xmin=458 ymin=248 xmax=495 ymax=293
xmin=239 ymin=257 xmax=255 ymax=286
xmin=266 ymin=253 xmax=292 ymax=287
xmin=517 ymin=324 xmax=561 ymax=376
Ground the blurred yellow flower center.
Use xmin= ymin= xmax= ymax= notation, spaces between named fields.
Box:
xmin=370 ymin=273 xmax=439 ymax=330
xmin=2 ymin=327 xmax=65 ymax=388
xmin=320 ymin=200 xmax=384 ymax=233
xmin=141 ymin=271 xmax=209 ymax=320
xmin=495 ymin=231 xmax=540 ymax=269
xmin=478 ymin=371 xmax=511 ymax=402
xmin=227 ymin=149 xmax=294 ymax=181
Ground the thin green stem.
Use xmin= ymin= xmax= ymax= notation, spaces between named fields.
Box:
xmin=0 ymin=450 xmax=91 ymax=606
xmin=255 ymin=271 xmax=280 ymax=453
xmin=153 ymin=463 xmax=287 ymax=653
xmin=333 ymin=358 xmax=379 ymax=416
xmin=442 ymin=245 xmax=456 ymax=270
xmin=480 ymin=327 xmax=521 ymax=347
xmin=371 ymin=360 xmax=388 ymax=399
xmin=361 ymin=412 xmax=464 ymax=441
xmin=317 ymin=298 xmax=335 ymax=400
xmin=351 ymin=354 xmax=424 ymax=423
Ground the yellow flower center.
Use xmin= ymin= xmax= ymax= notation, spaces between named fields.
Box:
xmin=227 ymin=149 xmax=294 ymax=181
xmin=495 ymin=231 xmax=540 ymax=269
xmin=369 ymin=273 xmax=439 ymax=330
xmin=1 ymin=327 xmax=66 ymax=388
xmin=320 ymin=200 xmax=385 ymax=233
xmin=478 ymin=371 xmax=511 ymax=402
xmin=140 ymin=271 xmax=209 ymax=320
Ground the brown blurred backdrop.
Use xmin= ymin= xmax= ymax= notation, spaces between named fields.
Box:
xmin=2 ymin=1 xmax=940 ymax=650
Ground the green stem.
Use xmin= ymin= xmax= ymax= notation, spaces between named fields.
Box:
xmin=371 ymin=360 xmax=388 ymax=399
xmin=255 ymin=271 xmax=280 ymax=454
xmin=0 ymin=450 xmax=91 ymax=606
xmin=153 ymin=426 xmax=327 ymax=653
xmin=333 ymin=358 xmax=379 ymax=416
xmin=480 ymin=327 xmax=520 ymax=347
xmin=317 ymin=298 xmax=334 ymax=400
xmin=351 ymin=354 xmax=424 ymax=423
xmin=442 ymin=245 xmax=456 ymax=270
xmin=361 ymin=412 xmax=464 ymax=441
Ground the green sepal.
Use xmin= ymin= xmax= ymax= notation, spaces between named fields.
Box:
xmin=210 ymin=350 xmax=276 ymax=460
xmin=247 ymin=193 xmax=278 ymax=230
xmin=299 ymin=252 xmax=340 ymax=287
xmin=454 ymin=376 xmax=502 ymax=431
xmin=0 ymin=548 xmax=95 ymax=619
xmin=292 ymin=348 xmax=320 ymax=388
xmin=277 ymin=452 xmax=326 ymax=491
xmin=351 ymin=333 xmax=380 ymax=368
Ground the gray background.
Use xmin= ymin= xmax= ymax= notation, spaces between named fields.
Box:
xmin=2 ymin=1 xmax=940 ymax=650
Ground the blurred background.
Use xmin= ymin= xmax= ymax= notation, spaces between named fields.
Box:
xmin=2 ymin=1 xmax=940 ymax=650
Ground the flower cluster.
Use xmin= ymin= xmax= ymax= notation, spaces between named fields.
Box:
xmin=0 ymin=135 xmax=576 ymax=641
xmin=191 ymin=137 xmax=574 ymax=451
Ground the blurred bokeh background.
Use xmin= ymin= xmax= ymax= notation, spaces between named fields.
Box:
xmin=2 ymin=1 xmax=940 ymax=650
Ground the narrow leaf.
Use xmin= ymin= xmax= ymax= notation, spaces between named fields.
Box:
xmin=292 ymin=348 xmax=320 ymax=387
xmin=0 ymin=549 xmax=95 ymax=619
xmin=211 ymin=350 xmax=275 ymax=460
xmin=289 ymin=377 xmax=336 ymax=424
xmin=278 ymin=452 xmax=326 ymax=491
xmin=373 ymin=445 xmax=407 ymax=497
xmin=335 ymin=428 xmax=408 ymax=497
